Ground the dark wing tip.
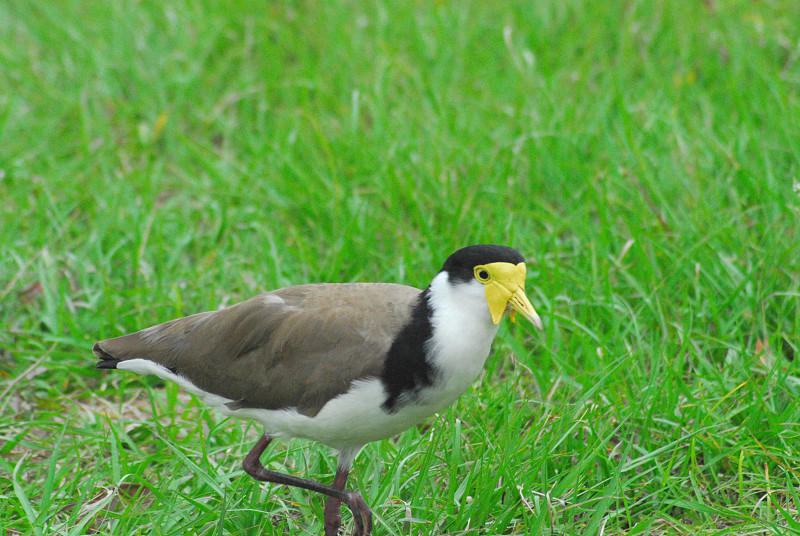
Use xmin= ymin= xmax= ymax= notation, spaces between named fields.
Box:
xmin=93 ymin=342 xmax=122 ymax=370
xmin=95 ymin=359 xmax=122 ymax=370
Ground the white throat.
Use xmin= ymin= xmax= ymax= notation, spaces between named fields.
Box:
xmin=421 ymin=272 xmax=501 ymax=408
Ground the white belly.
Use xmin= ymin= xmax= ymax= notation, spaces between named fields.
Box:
xmin=118 ymin=353 xmax=488 ymax=452
xmin=238 ymin=379 xmax=449 ymax=449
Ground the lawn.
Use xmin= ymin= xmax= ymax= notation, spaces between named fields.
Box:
xmin=1 ymin=0 xmax=799 ymax=534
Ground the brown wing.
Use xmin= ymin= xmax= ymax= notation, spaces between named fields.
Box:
xmin=94 ymin=283 xmax=420 ymax=416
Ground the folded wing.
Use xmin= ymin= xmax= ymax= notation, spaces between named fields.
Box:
xmin=94 ymin=283 xmax=420 ymax=416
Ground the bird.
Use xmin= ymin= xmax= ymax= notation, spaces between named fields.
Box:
xmin=94 ymin=244 xmax=542 ymax=536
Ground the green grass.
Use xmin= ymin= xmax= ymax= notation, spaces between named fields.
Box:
xmin=1 ymin=0 xmax=799 ymax=534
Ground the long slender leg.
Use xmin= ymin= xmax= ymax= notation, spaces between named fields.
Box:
xmin=242 ymin=435 xmax=373 ymax=536
xmin=323 ymin=468 xmax=349 ymax=536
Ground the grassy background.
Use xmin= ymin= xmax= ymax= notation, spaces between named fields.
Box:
xmin=2 ymin=0 xmax=799 ymax=534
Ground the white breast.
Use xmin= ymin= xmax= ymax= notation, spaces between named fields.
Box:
xmin=419 ymin=272 xmax=501 ymax=408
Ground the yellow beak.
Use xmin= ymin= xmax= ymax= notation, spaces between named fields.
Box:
xmin=482 ymin=262 xmax=543 ymax=330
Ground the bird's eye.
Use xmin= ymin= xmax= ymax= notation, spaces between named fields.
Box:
xmin=475 ymin=267 xmax=491 ymax=282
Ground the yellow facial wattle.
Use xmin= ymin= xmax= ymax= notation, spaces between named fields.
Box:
xmin=474 ymin=261 xmax=542 ymax=330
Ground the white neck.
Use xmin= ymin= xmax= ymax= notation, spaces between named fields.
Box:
xmin=421 ymin=272 xmax=501 ymax=408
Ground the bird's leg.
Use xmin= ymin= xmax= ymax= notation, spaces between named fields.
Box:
xmin=323 ymin=467 xmax=349 ymax=536
xmin=242 ymin=435 xmax=373 ymax=536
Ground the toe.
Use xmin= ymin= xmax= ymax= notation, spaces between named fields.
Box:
xmin=343 ymin=491 xmax=372 ymax=536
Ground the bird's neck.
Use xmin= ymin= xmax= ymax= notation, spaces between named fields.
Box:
xmin=423 ymin=273 xmax=501 ymax=403
xmin=380 ymin=273 xmax=500 ymax=414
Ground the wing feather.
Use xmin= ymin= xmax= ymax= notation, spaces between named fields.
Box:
xmin=95 ymin=283 xmax=420 ymax=416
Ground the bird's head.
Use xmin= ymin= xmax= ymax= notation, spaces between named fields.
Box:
xmin=441 ymin=244 xmax=543 ymax=330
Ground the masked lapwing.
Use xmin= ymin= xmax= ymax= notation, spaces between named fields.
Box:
xmin=94 ymin=244 xmax=542 ymax=535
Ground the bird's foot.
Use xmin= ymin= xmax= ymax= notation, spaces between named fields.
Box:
xmin=342 ymin=490 xmax=372 ymax=536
